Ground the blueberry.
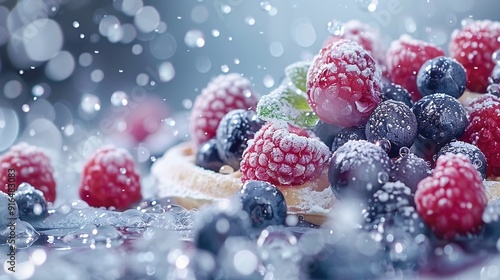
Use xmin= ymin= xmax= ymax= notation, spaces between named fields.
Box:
xmin=409 ymin=134 xmax=439 ymax=163
xmin=239 ymin=180 xmax=287 ymax=231
xmin=390 ymin=153 xmax=431 ymax=192
xmin=437 ymin=141 xmax=487 ymax=179
xmin=364 ymin=181 xmax=415 ymax=224
xmin=412 ymin=93 xmax=469 ymax=145
xmin=365 ymin=100 xmax=418 ymax=157
xmin=216 ymin=109 xmax=264 ymax=170
xmin=331 ymin=126 xmax=366 ymax=152
xmin=14 ymin=183 xmax=48 ymax=222
xmin=371 ymin=221 xmax=431 ymax=270
xmin=194 ymin=203 xmax=251 ymax=255
xmin=0 ymin=191 xmax=18 ymax=228
xmin=416 ymin=56 xmax=467 ymax=99
xmin=301 ymin=232 xmax=388 ymax=279
xmin=329 ymin=140 xmax=392 ymax=200
xmin=313 ymin=120 xmax=341 ymax=150
xmin=365 ymin=205 xmax=430 ymax=238
xmin=195 ymin=138 xmax=225 ymax=172
xmin=381 ymin=83 xmax=414 ymax=108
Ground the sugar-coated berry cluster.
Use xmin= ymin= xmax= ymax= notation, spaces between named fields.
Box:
xmin=191 ymin=19 xmax=500 ymax=250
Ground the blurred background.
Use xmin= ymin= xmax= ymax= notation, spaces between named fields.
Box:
xmin=0 ymin=0 xmax=498 ymax=199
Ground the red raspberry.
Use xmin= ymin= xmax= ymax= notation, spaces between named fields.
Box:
xmin=415 ymin=153 xmax=487 ymax=239
xmin=307 ymin=39 xmax=382 ymax=128
xmin=386 ymin=35 xmax=445 ymax=101
xmin=190 ymin=74 xmax=259 ymax=146
xmin=79 ymin=146 xmax=141 ymax=209
xmin=0 ymin=143 xmax=56 ymax=202
xmin=461 ymin=94 xmax=500 ymax=177
xmin=449 ymin=20 xmax=500 ymax=93
xmin=323 ymin=20 xmax=386 ymax=67
xmin=240 ymin=122 xmax=331 ymax=186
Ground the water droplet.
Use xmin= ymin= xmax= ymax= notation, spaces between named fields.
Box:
xmin=263 ymin=75 xmax=275 ymax=88
xmin=73 ymin=21 xmax=80 ymax=28
xmin=473 ymin=159 xmax=483 ymax=168
xmin=492 ymin=49 xmax=500 ymax=64
xmin=376 ymin=139 xmax=391 ymax=154
xmin=212 ymin=29 xmax=220 ymax=37
xmin=260 ymin=1 xmax=272 ymax=11
xmin=219 ymin=165 xmax=234 ymax=174
xmin=461 ymin=17 xmax=474 ymax=28
xmin=221 ymin=4 xmax=231 ymax=14
xmin=488 ymin=84 xmax=500 ymax=95
xmin=119 ymin=167 xmax=127 ymax=174
xmin=399 ymin=147 xmax=411 ymax=157
xmin=184 ymin=29 xmax=205 ymax=48
xmin=221 ymin=64 xmax=229 ymax=73
xmin=159 ymin=61 xmax=175 ymax=82
xmin=32 ymin=85 xmax=44 ymax=97
xmin=22 ymin=104 xmax=30 ymax=113
xmin=111 ymin=91 xmax=129 ymax=107
xmin=245 ymin=17 xmax=256 ymax=26
xmin=377 ymin=172 xmax=389 ymax=184
xmin=327 ymin=20 xmax=344 ymax=36
xmin=357 ymin=0 xmax=378 ymax=12
xmin=81 ymin=94 xmax=101 ymax=114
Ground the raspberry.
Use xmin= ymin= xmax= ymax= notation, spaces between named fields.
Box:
xmin=307 ymin=39 xmax=382 ymax=128
xmin=0 ymin=143 xmax=56 ymax=202
xmin=415 ymin=154 xmax=487 ymax=239
xmin=461 ymin=94 xmax=500 ymax=177
xmin=386 ymin=35 xmax=445 ymax=102
xmin=449 ymin=20 xmax=500 ymax=93
xmin=323 ymin=20 xmax=386 ymax=66
xmin=79 ymin=145 xmax=141 ymax=209
xmin=240 ymin=122 xmax=330 ymax=186
xmin=190 ymin=74 xmax=259 ymax=146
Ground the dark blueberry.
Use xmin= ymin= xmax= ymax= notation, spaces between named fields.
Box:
xmin=195 ymin=138 xmax=225 ymax=172
xmin=313 ymin=120 xmax=341 ymax=150
xmin=437 ymin=141 xmax=487 ymax=179
xmin=216 ymin=109 xmax=264 ymax=170
xmin=329 ymin=140 xmax=392 ymax=200
xmin=412 ymin=93 xmax=469 ymax=145
xmin=416 ymin=56 xmax=467 ymax=99
xmin=301 ymin=231 xmax=388 ymax=279
xmin=381 ymin=83 xmax=414 ymax=108
xmin=409 ymin=134 xmax=439 ymax=163
xmin=390 ymin=153 xmax=431 ymax=192
xmin=0 ymin=191 xmax=18 ymax=228
xmin=239 ymin=180 xmax=287 ymax=232
xmin=331 ymin=126 xmax=366 ymax=152
xmin=14 ymin=183 xmax=48 ymax=222
xmin=365 ymin=100 xmax=418 ymax=157
xmin=371 ymin=221 xmax=431 ymax=270
xmin=364 ymin=181 xmax=414 ymax=224
xmin=194 ymin=204 xmax=251 ymax=255
xmin=364 ymin=205 xmax=430 ymax=238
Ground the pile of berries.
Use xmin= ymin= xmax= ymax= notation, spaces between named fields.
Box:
xmin=190 ymin=18 xmax=500 ymax=277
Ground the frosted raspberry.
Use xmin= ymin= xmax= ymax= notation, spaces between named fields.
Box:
xmin=240 ymin=123 xmax=331 ymax=186
xmin=323 ymin=20 xmax=386 ymax=67
xmin=190 ymin=74 xmax=259 ymax=146
xmin=79 ymin=146 xmax=141 ymax=209
xmin=307 ymin=39 xmax=382 ymax=128
xmin=0 ymin=143 xmax=56 ymax=202
xmin=415 ymin=154 xmax=487 ymax=239
xmin=461 ymin=94 xmax=500 ymax=177
xmin=386 ymin=35 xmax=445 ymax=101
xmin=449 ymin=20 xmax=500 ymax=92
